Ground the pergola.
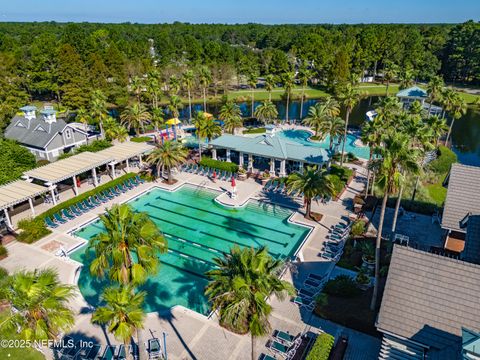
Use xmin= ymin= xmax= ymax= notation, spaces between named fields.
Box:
xmin=24 ymin=151 xmax=113 ymax=203
xmin=0 ymin=180 xmax=49 ymax=228
xmin=96 ymin=141 xmax=155 ymax=176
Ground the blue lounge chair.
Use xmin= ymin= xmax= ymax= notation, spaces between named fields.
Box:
xmin=99 ymin=345 xmax=116 ymax=360
xmin=123 ymin=180 xmax=134 ymax=190
xmin=268 ymin=339 xmax=297 ymax=357
xmin=45 ymin=217 xmax=58 ymax=228
xmin=259 ymin=354 xmax=276 ymax=360
xmin=76 ymin=202 xmax=89 ymax=212
xmin=148 ymin=338 xmax=161 ymax=359
xmin=101 ymin=190 xmax=114 ymax=200
xmin=128 ymin=178 xmax=138 ymax=187
xmin=276 ymin=183 xmax=285 ymax=193
xmin=135 ymin=175 xmax=145 ymax=184
xmin=69 ymin=205 xmax=83 ymax=216
xmin=81 ymin=200 xmax=95 ymax=209
xmin=117 ymin=184 xmax=128 ymax=193
xmin=61 ymin=208 xmax=76 ymax=220
xmin=53 ymin=213 xmax=67 ymax=224
xmin=96 ymin=193 xmax=109 ymax=203
xmin=89 ymin=196 xmax=102 ymax=206
xmin=83 ymin=344 xmax=101 ymax=360
xmin=308 ymin=273 xmax=325 ymax=282
xmin=116 ymin=344 xmax=127 ymax=360
xmin=268 ymin=180 xmax=279 ymax=191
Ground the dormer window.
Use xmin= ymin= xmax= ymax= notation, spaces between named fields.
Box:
xmin=15 ymin=121 xmax=26 ymax=128
xmin=65 ymin=129 xmax=72 ymax=139
xmin=34 ymin=125 xmax=46 ymax=132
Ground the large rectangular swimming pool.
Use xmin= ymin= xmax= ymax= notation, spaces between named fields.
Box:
xmin=70 ymin=185 xmax=310 ymax=315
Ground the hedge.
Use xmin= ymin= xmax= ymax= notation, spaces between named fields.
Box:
xmin=199 ymin=157 xmax=239 ymax=173
xmin=17 ymin=217 xmax=51 ymax=244
xmin=329 ymin=164 xmax=353 ymax=183
xmin=387 ymin=197 xmax=439 ymax=215
xmin=0 ymin=245 xmax=8 ymax=258
xmin=306 ymin=333 xmax=335 ymax=360
xmin=242 ymin=127 xmax=266 ymax=134
xmin=131 ymin=136 xmax=152 ymax=143
xmin=428 ymin=145 xmax=457 ymax=175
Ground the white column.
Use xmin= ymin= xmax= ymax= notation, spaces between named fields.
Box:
xmin=139 ymin=155 xmax=143 ymax=166
xmin=299 ymin=161 xmax=304 ymax=172
xmin=126 ymin=159 xmax=131 ymax=172
xmin=50 ymin=186 xmax=57 ymax=205
xmin=72 ymin=176 xmax=78 ymax=195
xmin=279 ymin=160 xmax=286 ymax=177
xmin=92 ymin=168 xmax=98 ymax=187
xmin=239 ymin=152 xmax=244 ymax=168
xmin=212 ymin=148 xmax=217 ymax=160
xmin=28 ymin=198 xmax=36 ymax=217
xmin=226 ymin=149 xmax=231 ymax=162
xmin=270 ymin=158 xmax=276 ymax=176
xmin=110 ymin=163 xmax=116 ymax=179
xmin=248 ymin=154 xmax=253 ymax=172
xmin=3 ymin=209 xmax=12 ymax=229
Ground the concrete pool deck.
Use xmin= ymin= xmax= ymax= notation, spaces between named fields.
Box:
xmin=1 ymin=162 xmax=382 ymax=360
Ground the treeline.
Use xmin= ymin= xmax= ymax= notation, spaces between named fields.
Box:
xmin=0 ymin=21 xmax=478 ymax=127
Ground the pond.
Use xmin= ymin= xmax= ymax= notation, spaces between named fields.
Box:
xmin=176 ymin=97 xmax=480 ymax=166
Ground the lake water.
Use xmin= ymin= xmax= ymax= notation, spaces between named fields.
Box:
xmin=177 ymin=97 xmax=480 ymax=166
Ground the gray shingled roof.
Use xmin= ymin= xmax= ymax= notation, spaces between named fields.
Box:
xmin=462 ymin=215 xmax=480 ymax=265
xmin=209 ymin=134 xmax=329 ymax=164
xmin=442 ymin=164 xmax=480 ymax=232
xmin=377 ymin=245 xmax=480 ymax=353
xmin=4 ymin=115 xmax=67 ymax=149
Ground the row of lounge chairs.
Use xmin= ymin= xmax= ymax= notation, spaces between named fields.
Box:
xmin=181 ymin=163 xmax=235 ymax=181
xmin=266 ymin=329 xmax=304 ymax=359
xmin=292 ymin=273 xmax=328 ymax=312
xmin=52 ymin=336 xmax=160 ymax=360
xmin=320 ymin=220 xmax=352 ymax=261
xmin=44 ymin=176 xmax=145 ymax=229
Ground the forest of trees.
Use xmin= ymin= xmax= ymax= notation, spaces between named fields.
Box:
xmin=0 ymin=21 xmax=478 ymax=130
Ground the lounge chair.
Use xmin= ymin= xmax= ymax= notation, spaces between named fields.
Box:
xmin=83 ymin=344 xmax=101 ymax=360
xmin=116 ymin=344 xmax=127 ymax=360
xmin=101 ymin=190 xmax=114 ymax=200
xmin=273 ymin=330 xmax=299 ymax=345
xmin=299 ymin=288 xmax=317 ymax=298
xmin=123 ymin=181 xmax=134 ymax=190
xmin=259 ymin=354 xmax=276 ymax=360
xmin=45 ymin=217 xmax=59 ymax=228
xmin=53 ymin=212 xmax=67 ymax=224
xmin=81 ymin=199 xmax=96 ymax=209
xmin=304 ymin=278 xmax=322 ymax=289
xmin=69 ymin=205 xmax=83 ymax=216
xmin=117 ymin=184 xmax=128 ymax=193
xmin=61 ymin=340 xmax=82 ymax=359
xmin=268 ymin=180 xmax=279 ymax=191
xmin=61 ymin=208 xmax=76 ymax=220
xmin=190 ymin=164 xmax=198 ymax=173
xmin=135 ymin=175 xmax=145 ymax=184
xmin=321 ymin=251 xmax=342 ymax=261
xmin=276 ymin=183 xmax=285 ymax=193
xmin=95 ymin=194 xmax=108 ymax=203
xmin=110 ymin=187 xmax=122 ymax=196
xmin=268 ymin=339 xmax=297 ymax=358
xmin=308 ymin=273 xmax=325 ymax=282
xmin=148 ymin=338 xmax=161 ymax=359
xmin=293 ymin=296 xmax=314 ymax=310
xmin=77 ymin=202 xmax=90 ymax=212
xmin=98 ymin=345 xmax=116 ymax=360
xmin=88 ymin=196 xmax=102 ymax=206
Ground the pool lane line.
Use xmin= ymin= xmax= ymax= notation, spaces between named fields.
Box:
xmin=146 ymin=203 xmax=290 ymax=247
xmin=151 ymin=196 xmax=296 ymax=238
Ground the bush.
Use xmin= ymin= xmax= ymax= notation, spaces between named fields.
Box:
xmin=329 ymin=164 xmax=354 ymax=183
xmin=58 ymin=140 xmax=112 ymax=159
xmin=306 ymin=333 xmax=335 ymax=360
xmin=36 ymin=160 xmax=50 ymax=167
xmin=332 ymin=152 xmax=358 ymax=162
xmin=428 ymin=145 xmax=457 ymax=175
xmin=242 ymin=127 xmax=266 ymax=134
xmin=328 ymin=174 xmax=344 ymax=196
xmin=0 ymin=267 xmax=8 ymax=280
xmin=323 ymin=275 xmax=360 ymax=297
xmin=0 ymin=245 xmax=8 ymax=258
xmin=387 ymin=198 xmax=438 ymax=215
xmin=16 ymin=218 xmax=51 ymax=244
xmin=199 ymin=157 xmax=239 ymax=173
xmin=131 ymin=136 xmax=152 ymax=143
xmin=350 ymin=220 xmax=366 ymax=237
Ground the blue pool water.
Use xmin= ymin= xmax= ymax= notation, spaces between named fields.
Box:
xmin=277 ymin=130 xmax=370 ymax=160
xmin=70 ymin=185 xmax=310 ymax=315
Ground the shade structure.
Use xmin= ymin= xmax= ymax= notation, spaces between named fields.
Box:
xmin=96 ymin=142 xmax=155 ymax=163
xmin=24 ymin=151 xmax=113 ymax=184
xmin=0 ymin=180 xmax=48 ymax=210
xmin=166 ymin=118 xmax=181 ymax=125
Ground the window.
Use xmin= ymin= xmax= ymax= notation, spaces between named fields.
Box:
xmin=65 ymin=129 xmax=72 ymax=139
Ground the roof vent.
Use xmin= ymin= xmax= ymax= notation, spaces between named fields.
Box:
xmin=20 ymin=105 xmax=37 ymax=120
xmin=41 ymin=108 xmax=57 ymax=124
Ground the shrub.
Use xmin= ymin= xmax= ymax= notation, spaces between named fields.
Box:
xmin=0 ymin=245 xmax=8 ymax=258
xmin=328 ymin=174 xmax=344 ymax=196
xmin=323 ymin=275 xmax=360 ymax=297
xmin=428 ymin=145 xmax=457 ymax=175
xmin=387 ymin=198 xmax=438 ymax=215
xmin=332 ymin=152 xmax=358 ymax=162
xmin=199 ymin=157 xmax=238 ymax=173
xmin=242 ymin=127 xmax=266 ymax=134
xmin=350 ymin=220 xmax=366 ymax=237
xmin=329 ymin=164 xmax=353 ymax=183
xmin=16 ymin=218 xmax=51 ymax=244
xmin=36 ymin=160 xmax=50 ymax=167
xmin=306 ymin=333 xmax=335 ymax=360
xmin=58 ymin=140 xmax=112 ymax=159
xmin=131 ymin=136 xmax=152 ymax=143
xmin=0 ymin=266 xmax=8 ymax=280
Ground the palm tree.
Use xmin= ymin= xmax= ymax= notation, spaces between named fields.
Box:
xmin=90 ymin=89 xmax=109 ymax=138
xmin=247 ymin=72 xmax=258 ymax=117
xmin=370 ymin=131 xmax=419 ymax=311
xmin=361 ymin=119 xmax=383 ymax=196
xmin=89 ymin=203 xmax=167 ymax=285
xmin=264 ymin=74 xmax=275 ymax=101
xmin=182 ymin=70 xmax=195 ymax=121
xmin=146 ymin=70 xmax=161 ymax=109
xmin=147 ymin=140 xmax=188 ymax=183
xmin=120 ymin=103 xmax=151 ymax=135
xmin=282 ymin=71 xmax=295 ymax=123
xmin=374 ymin=96 xmax=402 ymax=128
xmin=219 ymin=101 xmax=243 ymax=134
xmin=104 ymin=117 xmax=129 ymax=143
xmin=93 ymin=285 xmax=146 ymax=360
xmin=167 ymin=95 xmax=183 ymax=119
xmin=383 ymin=62 xmax=398 ymax=96
xmin=337 ymin=83 xmax=363 ymax=165
xmin=319 ymin=116 xmax=345 ymax=154
xmin=198 ymin=66 xmax=212 ymax=111
xmin=444 ymin=92 xmax=467 ymax=146
xmin=254 ymin=100 xmax=279 ymax=125
xmin=298 ymin=67 xmax=312 ymax=119
xmin=205 ymin=246 xmax=295 ymax=360
xmin=285 ymin=166 xmax=336 ymax=219
xmin=427 ymin=75 xmax=444 ymax=115
xmin=426 ymin=115 xmax=448 ymax=146
xmin=194 ymin=111 xmax=222 ymax=161
xmin=130 ymin=76 xmax=144 ymax=103
xmin=151 ymin=108 xmax=165 ymax=132
xmin=168 ymin=75 xmax=180 ymax=96
xmin=398 ymin=68 xmax=415 ymax=90
xmin=0 ymin=269 xmax=75 ymax=340
xmin=304 ymin=103 xmax=328 ymax=137
xmin=76 ymin=107 xmax=91 ymax=132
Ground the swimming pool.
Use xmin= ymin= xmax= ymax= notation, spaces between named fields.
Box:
xmin=277 ymin=129 xmax=370 ymax=160
xmin=70 ymin=185 xmax=311 ymax=315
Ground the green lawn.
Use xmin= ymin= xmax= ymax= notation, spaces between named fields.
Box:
xmin=425 ymin=182 xmax=447 ymax=206
xmin=0 ymin=311 xmax=45 ymax=360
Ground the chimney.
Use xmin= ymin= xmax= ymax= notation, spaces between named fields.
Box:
xmin=41 ymin=106 xmax=57 ymax=124
xmin=20 ymin=105 xmax=37 ymax=120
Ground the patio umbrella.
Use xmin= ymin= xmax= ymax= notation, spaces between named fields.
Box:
xmin=212 ymin=170 xmax=216 ymax=180
xmin=231 ymin=176 xmax=236 ymax=195
xmin=166 ymin=118 xmax=181 ymax=126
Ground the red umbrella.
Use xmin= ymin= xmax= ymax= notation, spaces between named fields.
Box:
xmin=231 ymin=176 xmax=237 ymax=196
xmin=212 ymin=170 xmax=216 ymax=180
xmin=231 ymin=176 xmax=236 ymax=187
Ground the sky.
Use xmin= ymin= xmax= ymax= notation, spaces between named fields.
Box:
xmin=1 ymin=0 xmax=479 ymax=24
